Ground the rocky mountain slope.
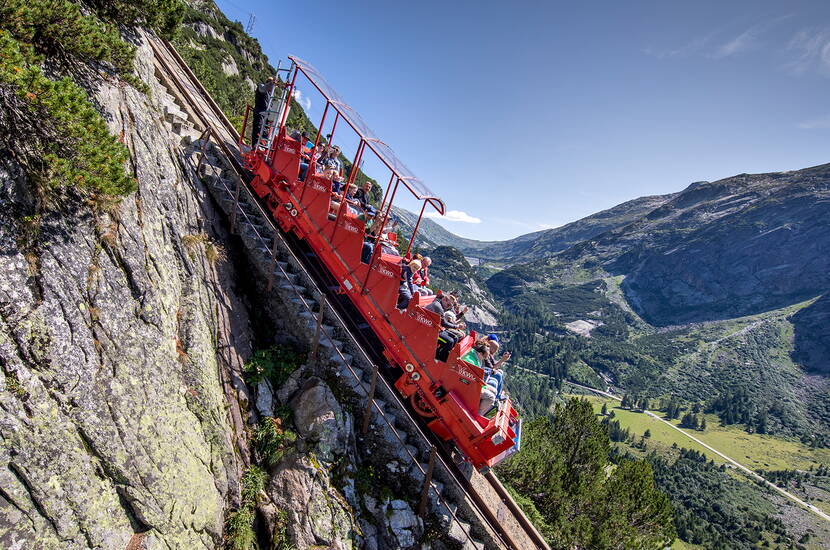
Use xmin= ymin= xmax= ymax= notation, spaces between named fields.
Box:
xmin=483 ymin=163 xmax=830 ymax=440
xmin=394 ymin=192 xmax=675 ymax=262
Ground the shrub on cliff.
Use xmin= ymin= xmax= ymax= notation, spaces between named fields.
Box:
xmin=0 ymin=0 xmax=185 ymax=200
xmin=0 ymin=31 xmax=135 ymax=197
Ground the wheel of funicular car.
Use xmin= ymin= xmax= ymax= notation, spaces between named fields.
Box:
xmin=410 ymin=389 xmax=436 ymax=418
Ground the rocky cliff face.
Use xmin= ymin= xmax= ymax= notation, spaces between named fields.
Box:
xmin=601 ymin=165 xmax=830 ymax=326
xmin=0 ymin=35 xmax=252 ymax=549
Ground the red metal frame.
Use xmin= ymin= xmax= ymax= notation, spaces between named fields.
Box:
xmin=241 ymin=58 xmax=520 ymax=470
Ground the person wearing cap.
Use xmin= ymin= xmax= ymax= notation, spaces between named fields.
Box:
xmin=425 ymin=292 xmax=453 ymax=317
xmin=435 ymin=309 xmax=466 ymax=361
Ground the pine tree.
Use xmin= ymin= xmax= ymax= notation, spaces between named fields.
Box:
xmin=496 ymin=398 xmax=675 ymax=548
xmin=601 ymin=402 xmax=608 ymax=416
xmin=644 ymin=429 xmax=651 ymax=438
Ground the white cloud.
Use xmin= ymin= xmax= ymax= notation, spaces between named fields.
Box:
xmin=425 ymin=210 xmax=481 ymax=223
xmin=292 ymin=89 xmax=312 ymax=110
xmin=647 ymin=15 xmax=792 ymax=61
xmin=712 ymin=28 xmax=758 ymax=58
xmin=797 ymin=115 xmax=830 ymax=129
xmin=643 ymin=34 xmax=713 ymax=60
xmin=786 ymin=28 xmax=830 ymax=75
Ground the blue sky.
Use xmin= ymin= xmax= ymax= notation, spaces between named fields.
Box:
xmin=217 ymin=0 xmax=830 ymax=241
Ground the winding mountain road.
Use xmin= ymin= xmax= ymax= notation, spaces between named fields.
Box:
xmin=561 ymin=379 xmax=830 ymax=523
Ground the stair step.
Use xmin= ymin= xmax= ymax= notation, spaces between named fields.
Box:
xmin=274 ymin=270 xmax=297 ymax=283
xmin=330 ymin=352 xmax=353 ymax=367
xmin=448 ymin=520 xmax=484 ymax=550
xmin=319 ymin=337 xmax=343 ymax=350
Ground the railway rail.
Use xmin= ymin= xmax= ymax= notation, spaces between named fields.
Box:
xmin=147 ymin=31 xmax=549 ymax=550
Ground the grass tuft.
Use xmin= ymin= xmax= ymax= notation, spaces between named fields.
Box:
xmin=254 ymin=416 xmax=297 ymax=468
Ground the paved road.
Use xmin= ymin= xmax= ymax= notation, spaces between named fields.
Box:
xmin=560 ymin=379 xmax=830 ymax=523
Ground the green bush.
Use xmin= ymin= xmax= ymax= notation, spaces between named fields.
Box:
xmin=243 ymin=345 xmax=304 ymax=386
xmin=0 ymin=31 xmax=135 ymax=197
xmin=1 ymin=0 xmax=135 ymax=75
xmin=87 ymin=0 xmax=185 ymax=39
xmin=0 ymin=0 xmax=185 ymax=199
xmin=224 ymin=505 xmax=255 ymax=550
xmin=240 ymin=465 xmax=266 ymax=507
xmin=224 ymin=464 xmax=268 ymax=550
xmin=254 ymin=417 xmax=297 ymax=468
xmin=497 ymin=399 xmax=675 ymax=549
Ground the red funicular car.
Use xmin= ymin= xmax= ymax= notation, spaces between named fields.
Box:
xmin=240 ymin=56 xmax=521 ymax=471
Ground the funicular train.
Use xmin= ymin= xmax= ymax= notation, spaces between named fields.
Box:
xmin=240 ymin=57 xmax=521 ymax=471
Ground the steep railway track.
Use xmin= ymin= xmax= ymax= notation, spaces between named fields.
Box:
xmin=148 ymin=32 xmax=549 ymax=550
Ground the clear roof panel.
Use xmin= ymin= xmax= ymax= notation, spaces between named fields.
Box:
xmin=289 ymin=56 xmax=444 ymax=214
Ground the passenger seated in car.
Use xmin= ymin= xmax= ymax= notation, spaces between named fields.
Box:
xmin=478 ymin=334 xmax=511 ymax=415
xmin=318 ymin=146 xmax=344 ymax=192
xmin=329 ymin=180 xmax=361 ymax=219
xmin=361 ymin=220 xmax=398 ymax=263
xmin=435 ymin=310 xmax=466 ymax=361
xmin=424 ymin=291 xmax=452 ymax=317
xmin=354 ymin=181 xmax=378 ymax=219
xmin=294 ymin=131 xmax=312 ymax=181
xmin=397 ymin=258 xmax=421 ymax=309
xmin=425 ymin=293 xmax=456 ymax=360
xmin=413 ymin=256 xmax=432 ymax=295
xmin=343 ymin=184 xmax=363 ymax=216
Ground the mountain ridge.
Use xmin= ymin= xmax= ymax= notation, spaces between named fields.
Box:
xmin=394 ymin=191 xmax=679 ymax=262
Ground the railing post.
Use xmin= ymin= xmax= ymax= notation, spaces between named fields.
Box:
xmin=229 ymin=179 xmax=241 ymax=234
xmin=418 ymin=446 xmax=437 ymax=517
xmin=361 ymin=364 xmax=379 ymax=435
xmin=309 ymin=296 xmax=326 ymax=365
xmin=195 ymin=127 xmax=212 ymax=175
xmin=238 ymin=104 xmax=251 ymax=147
xmin=265 ymin=237 xmax=280 ymax=292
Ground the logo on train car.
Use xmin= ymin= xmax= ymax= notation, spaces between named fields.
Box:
xmin=310 ymin=181 xmax=328 ymax=193
xmin=377 ymin=265 xmax=395 ymax=278
xmin=414 ymin=312 xmax=434 ymax=327
xmin=342 ymin=222 xmax=359 ymax=234
xmin=281 ymin=144 xmax=297 ymax=154
xmin=452 ymin=363 xmax=477 ymax=381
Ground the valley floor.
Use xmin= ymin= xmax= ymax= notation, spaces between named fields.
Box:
xmin=560 ymin=387 xmax=830 ymax=549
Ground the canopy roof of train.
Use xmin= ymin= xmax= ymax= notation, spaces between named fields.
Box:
xmin=289 ymin=56 xmax=445 ymax=215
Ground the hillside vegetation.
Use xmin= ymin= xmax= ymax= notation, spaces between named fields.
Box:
xmin=483 ymin=164 xmax=830 ymax=446
xmin=0 ymin=0 xmax=184 ymax=201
